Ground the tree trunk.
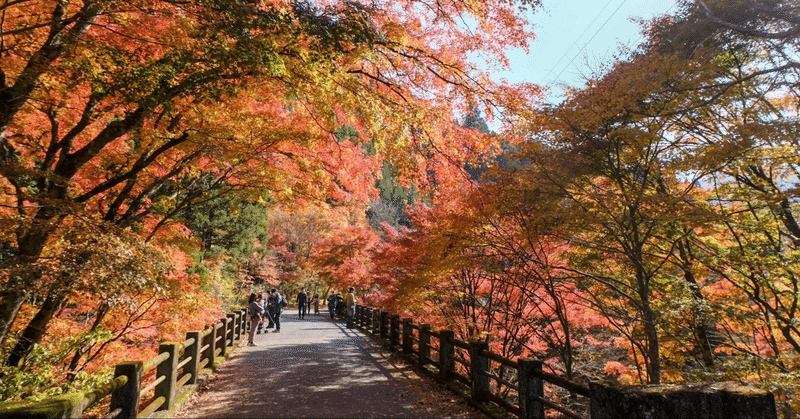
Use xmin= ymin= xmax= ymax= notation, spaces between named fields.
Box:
xmin=6 ymin=288 xmax=68 ymax=367
xmin=0 ymin=223 xmax=54 ymax=347
xmin=677 ymin=238 xmax=715 ymax=368
xmin=641 ymin=302 xmax=661 ymax=384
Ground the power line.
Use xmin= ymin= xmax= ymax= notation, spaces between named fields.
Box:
xmin=546 ymin=0 xmax=630 ymax=89
xmin=546 ymin=0 xmax=683 ymax=92
xmin=542 ymin=0 xmax=617 ymax=85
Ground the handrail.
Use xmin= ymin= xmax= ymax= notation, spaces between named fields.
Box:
xmin=81 ymin=375 xmax=129 ymax=408
xmin=354 ymin=305 xmax=589 ymax=419
xmin=482 ymin=349 xmax=519 ymax=370
xmin=143 ymin=351 xmax=171 ymax=373
xmin=531 ymin=368 xmax=590 ymax=397
xmin=452 ymin=339 xmax=470 ymax=350
xmin=141 ymin=374 xmax=166 ymax=395
xmin=0 ymin=307 xmax=249 ymax=418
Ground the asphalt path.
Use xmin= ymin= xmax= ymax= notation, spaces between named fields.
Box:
xmin=176 ymin=312 xmax=486 ymax=418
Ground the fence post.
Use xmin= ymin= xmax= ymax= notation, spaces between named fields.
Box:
xmin=518 ymin=359 xmax=545 ymax=419
xmin=439 ymin=329 xmax=455 ymax=381
xmin=226 ymin=313 xmax=236 ymax=347
xmin=402 ymin=318 xmax=413 ymax=354
xmin=206 ymin=325 xmax=217 ymax=370
xmin=419 ymin=324 xmax=431 ymax=365
xmin=233 ymin=310 xmax=241 ymax=341
xmin=390 ymin=315 xmax=400 ymax=349
xmin=372 ymin=309 xmax=380 ymax=335
xmin=110 ymin=361 xmax=143 ymax=419
xmin=470 ymin=341 xmax=490 ymax=402
xmin=184 ymin=331 xmax=201 ymax=385
xmin=155 ymin=343 xmax=179 ymax=412
xmin=217 ymin=318 xmax=228 ymax=357
xmin=380 ymin=311 xmax=389 ymax=340
xmin=240 ymin=308 xmax=247 ymax=338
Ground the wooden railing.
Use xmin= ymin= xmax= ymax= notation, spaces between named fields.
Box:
xmin=0 ymin=308 xmax=248 ymax=419
xmin=354 ymin=305 xmax=589 ymax=419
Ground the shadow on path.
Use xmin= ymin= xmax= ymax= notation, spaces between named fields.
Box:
xmin=177 ymin=314 xmax=484 ymax=418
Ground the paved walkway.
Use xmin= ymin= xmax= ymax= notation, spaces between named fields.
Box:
xmin=176 ymin=313 xmax=486 ymax=418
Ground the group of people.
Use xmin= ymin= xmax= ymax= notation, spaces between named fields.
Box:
xmin=295 ymin=288 xmax=320 ymax=319
xmin=246 ymin=288 xmax=287 ymax=346
xmin=246 ymin=286 xmax=359 ymax=346
xmin=324 ymin=287 xmax=356 ymax=328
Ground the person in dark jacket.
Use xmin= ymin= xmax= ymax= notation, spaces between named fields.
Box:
xmin=268 ymin=288 xmax=284 ymax=332
xmin=297 ymin=288 xmax=308 ymax=319
xmin=327 ymin=290 xmax=337 ymax=320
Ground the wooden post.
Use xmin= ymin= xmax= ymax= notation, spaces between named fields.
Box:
xmin=402 ymin=318 xmax=413 ymax=354
xmin=110 ymin=361 xmax=143 ymax=419
xmin=419 ymin=324 xmax=431 ymax=365
xmin=390 ymin=315 xmax=400 ymax=349
xmin=470 ymin=341 xmax=490 ymax=402
xmin=155 ymin=343 xmax=179 ymax=412
xmin=372 ymin=309 xmax=380 ymax=335
xmin=518 ymin=359 xmax=545 ymax=419
xmin=217 ymin=318 xmax=228 ymax=357
xmin=184 ymin=331 xmax=201 ymax=385
xmin=240 ymin=308 xmax=247 ymax=337
xmin=360 ymin=306 xmax=367 ymax=328
xmin=380 ymin=311 xmax=390 ymax=340
xmin=233 ymin=311 xmax=242 ymax=341
xmin=439 ymin=329 xmax=455 ymax=381
xmin=205 ymin=325 xmax=217 ymax=370
xmin=226 ymin=313 xmax=236 ymax=347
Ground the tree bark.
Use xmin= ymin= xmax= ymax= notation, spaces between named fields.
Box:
xmin=6 ymin=288 xmax=68 ymax=368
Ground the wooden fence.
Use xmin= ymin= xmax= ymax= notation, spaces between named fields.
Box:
xmin=352 ymin=305 xmax=778 ymax=419
xmin=353 ymin=305 xmax=589 ymax=419
xmin=0 ymin=308 xmax=249 ymax=419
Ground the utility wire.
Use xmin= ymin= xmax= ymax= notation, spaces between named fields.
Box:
xmin=546 ymin=0 xmax=682 ymax=91
xmin=546 ymin=0 xmax=630 ymax=90
xmin=542 ymin=0 xmax=617 ymax=86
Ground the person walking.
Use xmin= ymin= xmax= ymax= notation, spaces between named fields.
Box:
xmin=268 ymin=288 xmax=284 ymax=333
xmin=312 ymin=294 xmax=320 ymax=315
xmin=297 ymin=288 xmax=308 ymax=319
xmin=345 ymin=287 xmax=356 ymax=329
xmin=247 ymin=293 xmax=264 ymax=346
xmin=327 ymin=290 xmax=337 ymax=320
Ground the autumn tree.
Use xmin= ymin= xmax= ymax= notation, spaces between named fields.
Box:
xmin=0 ymin=0 xmax=539 ymax=368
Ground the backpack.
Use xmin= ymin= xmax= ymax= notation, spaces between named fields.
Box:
xmin=280 ymin=295 xmax=288 ymax=308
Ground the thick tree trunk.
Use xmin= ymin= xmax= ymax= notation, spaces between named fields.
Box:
xmin=641 ymin=302 xmax=661 ymax=384
xmin=6 ymin=289 xmax=67 ymax=368
xmin=677 ymin=239 xmax=716 ymax=368
xmin=0 ymin=224 xmax=54 ymax=347
xmin=0 ymin=289 xmax=27 ymax=349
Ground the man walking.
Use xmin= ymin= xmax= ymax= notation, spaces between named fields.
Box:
xmin=268 ymin=288 xmax=284 ymax=333
xmin=327 ymin=290 xmax=337 ymax=320
xmin=345 ymin=287 xmax=356 ymax=329
xmin=297 ymin=287 xmax=308 ymax=319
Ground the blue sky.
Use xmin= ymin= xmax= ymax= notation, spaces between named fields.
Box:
xmin=496 ymin=0 xmax=679 ymax=101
